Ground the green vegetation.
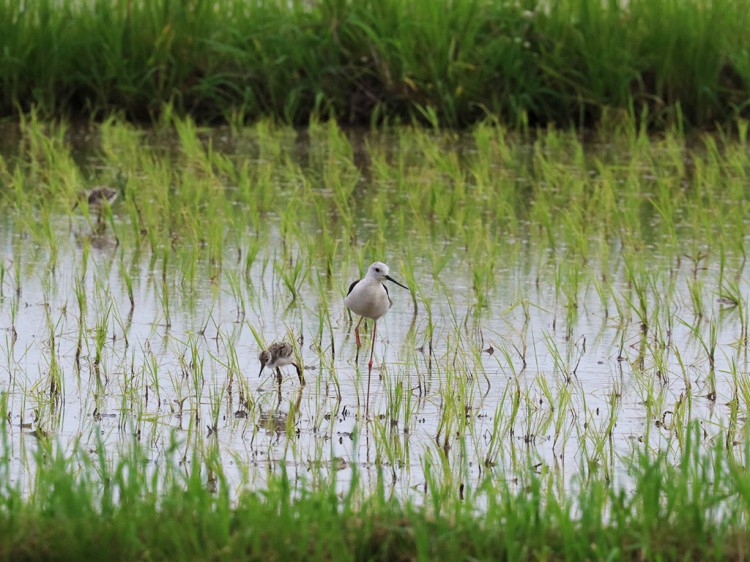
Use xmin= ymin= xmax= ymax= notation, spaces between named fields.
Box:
xmin=1 ymin=0 xmax=749 ymax=128
xmin=1 ymin=115 xmax=750 ymax=558
xmin=5 ymin=114 xmax=749 ymax=292
xmin=1 ymin=422 xmax=750 ymax=561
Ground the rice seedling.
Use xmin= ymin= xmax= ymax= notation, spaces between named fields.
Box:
xmin=274 ymin=252 xmax=309 ymax=306
xmin=92 ymin=304 xmax=111 ymax=374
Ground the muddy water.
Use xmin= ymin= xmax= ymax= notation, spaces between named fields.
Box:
xmin=0 ymin=142 xmax=748 ymax=501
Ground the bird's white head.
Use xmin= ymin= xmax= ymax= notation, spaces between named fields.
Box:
xmin=366 ymin=262 xmax=390 ymax=280
xmin=364 ymin=261 xmax=410 ymax=290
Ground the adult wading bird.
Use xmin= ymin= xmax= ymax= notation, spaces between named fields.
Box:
xmin=344 ymin=261 xmax=409 ymax=371
xmin=258 ymin=342 xmax=304 ymax=386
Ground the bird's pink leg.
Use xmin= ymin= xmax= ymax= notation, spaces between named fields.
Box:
xmin=365 ymin=320 xmax=377 ymax=419
xmin=354 ymin=316 xmax=364 ymax=348
xmin=368 ymin=320 xmax=377 ymax=371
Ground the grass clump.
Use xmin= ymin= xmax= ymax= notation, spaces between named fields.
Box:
xmin=1 ymin=0 xmax=749 ymax=129
xmin=0 ymin=425 xmax=749 ymax=560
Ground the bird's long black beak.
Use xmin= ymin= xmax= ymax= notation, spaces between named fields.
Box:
xmin=258 ymin=365 xmax=265 ymax=378
xmin=385 ymin=275 xmax=409 ymax=290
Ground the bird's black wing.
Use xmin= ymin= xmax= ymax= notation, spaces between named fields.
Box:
xmin=383 ymin=283 xmax=393 ymax=307
xmin=346 ymin=279 xmax=360 ymax=296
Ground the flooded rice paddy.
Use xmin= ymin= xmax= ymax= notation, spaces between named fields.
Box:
xmin=1 ymin=119 xmax=749 ymax=500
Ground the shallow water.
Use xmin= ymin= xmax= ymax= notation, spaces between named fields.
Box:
xmin=1 ymin=127 xmax=748 ymax=501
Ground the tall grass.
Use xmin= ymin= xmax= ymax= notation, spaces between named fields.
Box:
xmin=0 ymin=422 xmax=749 ymax=560
xmin=1 ymin=0 xmax=749 ymax=128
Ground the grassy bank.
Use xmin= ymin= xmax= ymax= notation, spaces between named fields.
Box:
xmin=1 ymin=423 xmax=749 ymax=561
xmin=1 ymin=0 xmax=749 ymax=129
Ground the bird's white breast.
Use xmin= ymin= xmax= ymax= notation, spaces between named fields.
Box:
xmin=344 ymin=278 xmax=392 ymax=320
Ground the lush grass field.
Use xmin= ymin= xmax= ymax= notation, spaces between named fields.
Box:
xmin=1 ymin=423 xmax=749 ymax=561
xmin=1 ymin=0 xmax=749 ymax=129
xmin=3 ymin=2 xmax=750 ymax=558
